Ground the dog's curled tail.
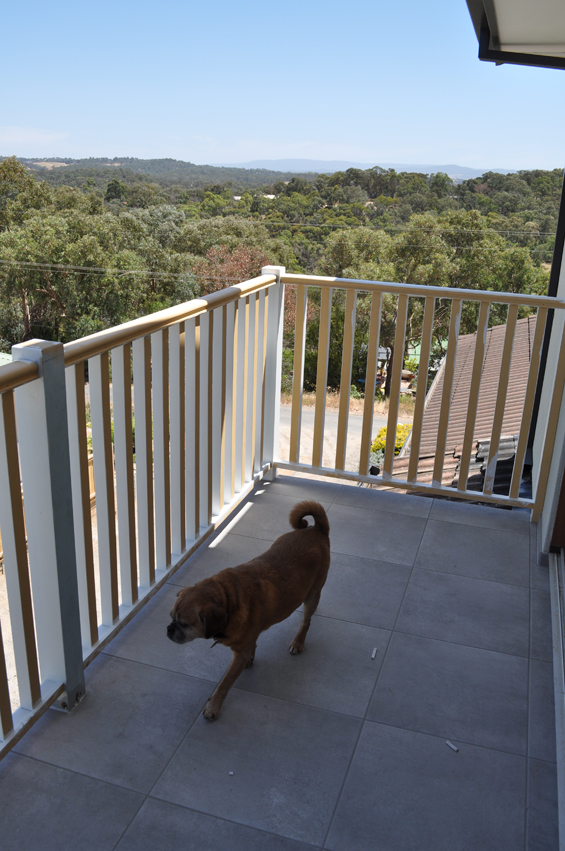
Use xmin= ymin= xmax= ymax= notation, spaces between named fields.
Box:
xmin=289 ymin=500 xmax=330 ymax=537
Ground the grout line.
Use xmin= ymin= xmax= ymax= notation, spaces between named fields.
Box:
xmin=231 ymin=677 xmax=532 ymax=761
xmin=110 ymin=790 xmax=148 ymax=850
xmin=413 ymin=563 xmax=533 ymax=591
xmin=228 ymin=681 xmax=367 ymax=723
xmin=320 ymin=493 xmax=434 ymax=847
xmin=326 ymin=500 xmax=431 ymax=524
xmin=426 ymin=514 xmax=531 ymax=536
xmin=525 ymin=582 xmax=533 ymax=851
xmin=369 ymin=622 xmax=533 ymax=662
xmin=352 ymin=717 xmax=530 ymax=760
xmin=142 ymin=795 xmax=322 ymax=849
xmin=310 ymin=608 xmax=533 ymax=661
xmin=143 ymin=685 xmax=215 ymax=801
xmin=8 ymin=750 xmax=147 ymax=798
xmin=99 ymin=650 xmax=225 ymax=686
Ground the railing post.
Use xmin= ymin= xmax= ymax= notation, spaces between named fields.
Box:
xmin=12 ymin=339 xmax=85 ymax=710
xmin=261 ymin=266 xmax=285 ymax=480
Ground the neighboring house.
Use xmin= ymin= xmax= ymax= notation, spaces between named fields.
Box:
xmin=395 ymin=316 xmax=536 ymax=495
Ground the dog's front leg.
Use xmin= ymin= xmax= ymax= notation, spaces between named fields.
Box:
xmin=203 ymin=647 xmax=253 ymax=720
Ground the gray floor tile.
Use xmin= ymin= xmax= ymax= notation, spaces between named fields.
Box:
xmin=327 ymin=502 xmax=427 ymax=566
xmin=527 ymin=758 xmax=559 ymax=851
xmin=368 ymin=632 xmax=528 ymax=754
xmin=152 ymin=689 xmax=361 ymax=846
xmin=316 ymin=551 xmax=411 ymax=630
xmin=236 ymin=611 xmax=389 ymax=716
xmin=334 ymin=485 xmax=432 ymax=518
xmin=430 ymin=499 xmax=530 ymax=532
xmin=396 ymin=569 xmax=530 ymax=656
xmin=325 ymin=722 xmax=526 ymax=851
xmin=531 ymin=589 xmax=553 ymax=662
xmin=15 ymin=655 xmax=211 ymax=792
xmin=169 ymin=532 xmax=272 ymax=587
xmin=224 ymin=491 xmax=333 ymax=543
xmin=0 ymin=752 xmax=143 ymax=851
xmin=529 ymin=659 xmax=556 ymax=763
xmin=116 ymin=797 xmax=317 ymax=851
xmin=0 ymin=476 xmax=551 ymax=851
xmin=104 ymin=582 xmax=233 ymax=681
xmin=415 ymin=519 xmax=530 ymax=586
xmin=263 ymin=474 xmax=344 ymax=503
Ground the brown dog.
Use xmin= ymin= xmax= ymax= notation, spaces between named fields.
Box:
xmin=167 ymin=499 xmax=330 ymax=720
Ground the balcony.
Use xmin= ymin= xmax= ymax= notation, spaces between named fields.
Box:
xmin=0 ymin=267 xmax=562 ymax=848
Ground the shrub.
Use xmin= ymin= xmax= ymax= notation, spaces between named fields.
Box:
xmin=404 ymin=356 xmax=419 ymax=374
xmin=370 ymin=423 xmax=412 ymax=456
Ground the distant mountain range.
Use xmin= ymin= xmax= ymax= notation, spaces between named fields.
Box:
xmin=216 ymin=159 xmax=517 ymax=181
xmin=6 ymin=155 xmax=519 ymax=187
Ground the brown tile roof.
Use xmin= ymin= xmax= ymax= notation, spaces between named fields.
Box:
xmin=391 ymin=315 xmax=536 ymax=490
xmin=418 ymin=315 xmax=535 ymax=456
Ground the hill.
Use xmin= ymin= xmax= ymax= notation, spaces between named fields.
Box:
xmin=217 ymin=159 xmax=518 ymax=181
xmin=7 ymin=157 xmax=317 ymax=190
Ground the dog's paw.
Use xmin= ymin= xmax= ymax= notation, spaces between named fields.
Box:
xmin=203 ymin=700 xmax=220 ymax=721
xmin=289 ymin=641 xmax=305 ymax=655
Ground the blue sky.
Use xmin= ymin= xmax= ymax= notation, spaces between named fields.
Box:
xmin=1 ymin=0 xmax=563 ymax=170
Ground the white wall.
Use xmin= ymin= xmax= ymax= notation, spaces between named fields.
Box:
xmin=533 ymin=246 xmax=565 ymax=551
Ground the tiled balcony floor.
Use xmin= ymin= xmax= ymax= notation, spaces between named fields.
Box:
xmin=0 ymin=475 xmax=558 ymax=850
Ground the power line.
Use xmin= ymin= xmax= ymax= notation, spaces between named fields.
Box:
xmin=0 ymin=208 xmax=558 ymax=238
xmin=256 ymin=220 xmax=558 ymax=238
xmin=0 ymin=258 xmax=242 ymax=281
xmin=0 ymin=251 xmax=550 ymax=287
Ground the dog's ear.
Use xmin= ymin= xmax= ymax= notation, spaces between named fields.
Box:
xmin=200 ymin=604 xmax=228 ymax=639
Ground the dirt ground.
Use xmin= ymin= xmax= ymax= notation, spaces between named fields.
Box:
xmin=281 ymin=391 xmax=415 ymax=419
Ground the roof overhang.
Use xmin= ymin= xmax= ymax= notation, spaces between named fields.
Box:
xmin=466 ymin=0 xmax=565 ymax=69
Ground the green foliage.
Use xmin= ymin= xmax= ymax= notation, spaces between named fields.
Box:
xmin=370 ymin=423 xmax=412 ymax=455
xmin=0 ymin=156 xmax=559 ymax=359
xmin=104 ymin=179 xmax=127 ymax=202
xmin=281 ymin=348 xmax=293 ymax=394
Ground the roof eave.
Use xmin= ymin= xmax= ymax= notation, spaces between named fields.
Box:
xmin=467 ymin=0 xmax=565 ymax=70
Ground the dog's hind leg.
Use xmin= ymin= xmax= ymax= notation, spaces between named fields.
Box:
xmin=289 ymin=588 xmax=322 ymax=655
xmin=203 ymin=644 xmax=255 ymax=720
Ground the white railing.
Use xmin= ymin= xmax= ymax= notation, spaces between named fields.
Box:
xmin=1 ymin=263 xmax=564 ymax=757
xmin=277 ymin=272 xmax=565 ymax=517
xmin=0 ymin=268 xmax=284 ymax=754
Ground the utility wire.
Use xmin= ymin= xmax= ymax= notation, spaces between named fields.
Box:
xmin=0 ymin=258 xmax=242 ymax=281
xmin=0 ymin=250 xmax=551 ymax=282
xmin=0 ymin=209 xmax=558 ymax=238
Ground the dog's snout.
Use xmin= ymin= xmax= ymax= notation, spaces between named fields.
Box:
xmin=167 ymin=620 xmax=186 ymax=644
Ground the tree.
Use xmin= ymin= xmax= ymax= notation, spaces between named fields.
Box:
xmin=104 ymin=179 xmax=127 ymax=202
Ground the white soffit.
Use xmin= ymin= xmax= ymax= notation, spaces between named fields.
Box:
xmin=492 ymin=0 xmax=565 ymax=57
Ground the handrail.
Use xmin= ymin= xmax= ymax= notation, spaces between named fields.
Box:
xmin=281 ymin=273 xmax=565 ymax=310
xmin=63 ymin=274 xmax=277 ymax=366
xmin=0 ymin=361 xmax=39 ymax=394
